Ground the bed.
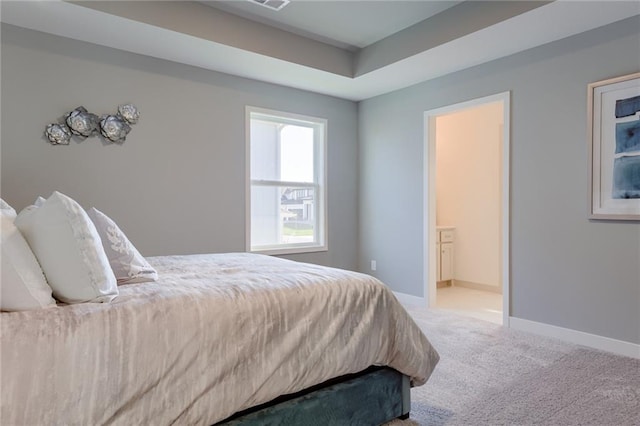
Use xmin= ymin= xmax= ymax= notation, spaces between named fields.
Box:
xmin=0 ymin=252 xmax=439 ymax=425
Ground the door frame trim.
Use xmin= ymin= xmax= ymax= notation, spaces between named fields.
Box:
xmin=423 ymin=91 xmax=511 ymax=326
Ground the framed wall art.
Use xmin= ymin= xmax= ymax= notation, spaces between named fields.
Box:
xmin=588 ymin=72 xmax=640 ymax=220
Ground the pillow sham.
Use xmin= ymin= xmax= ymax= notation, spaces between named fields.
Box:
xmin=0 ymin=198 xmax=16 ymax=219
xmin=1 ymin=212 xmax=57 ymax=311
xmin=14 ymin=191 xmax=118 ymax=304
xmin=87 ymin=207 xmax=158 ymax=284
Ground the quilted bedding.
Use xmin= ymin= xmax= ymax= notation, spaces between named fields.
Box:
xmin=0 ymin=253 xmax=439 ymax=425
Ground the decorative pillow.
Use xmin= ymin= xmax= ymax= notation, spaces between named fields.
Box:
xmin=1 ymin=212 xmax=57 ymax=311
xmin=33 ymin=196 xmax=46 ymax=207
xmin=14 ymin=191 xmax=118 ymax=304
xmin=0 ymin=198 xmax=16 ymax=219
xmin=87 ymin=207 xmax=158 ymax=284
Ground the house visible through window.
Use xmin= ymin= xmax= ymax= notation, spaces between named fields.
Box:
xmin=247 ymin=107 xmax=327 ymax=254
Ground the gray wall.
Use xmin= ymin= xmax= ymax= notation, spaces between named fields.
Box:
xmin=359 ymin=17 xmax=640 ymax=344
xmin=2 ymin=17 xmax=639 ymax=345
xmin=0 ymin=24 xmax=359 ymax=270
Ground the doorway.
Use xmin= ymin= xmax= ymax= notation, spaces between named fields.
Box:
xmin=423 ymin=92 xmax=510 ymax=326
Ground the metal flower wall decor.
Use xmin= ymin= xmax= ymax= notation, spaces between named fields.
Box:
xmin=44 ymin=104 xmax=140 ymax=145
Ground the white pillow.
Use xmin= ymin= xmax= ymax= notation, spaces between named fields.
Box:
xmin=33 ymin=196 xmax=46 ymax=207
xmin=0 ymin=198 xmax=16 ymax=219
xmin=14 ymin=191 xmax=118 ymax=304
xmin=1 ymin=212 xmax=57 ymax=311
xmin=87 ymin=207 xmax=158 ymax=284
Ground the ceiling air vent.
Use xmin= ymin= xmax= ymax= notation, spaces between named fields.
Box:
xmin=248 ymin=0 xmax=290 ymax=11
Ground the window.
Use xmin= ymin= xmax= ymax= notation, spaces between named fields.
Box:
xmin=247 ymin=107 xmax=327 ymax=254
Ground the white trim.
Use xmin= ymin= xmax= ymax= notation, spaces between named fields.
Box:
xmin=245 ymin=106 xmax=328 ymax=255
xmin=501 ymin=93 xmax=511 ymax=328
xmin=510 ymin=317 xmax=640 ymax=359
xmin=424 ymin=110 xmax=438 ymax=309
xmin=249 ymin=106 xmax=326 ymax=127
xmin=393 ymin=291 xmax=426 ymax=308
xmin=252 ymin=245 xmax=328 ymax=256
xmin=252 ymin=180 xmax=318 ymax=188
xmin=453 ymin=279 xmax=502 ymax=294
xmin=423 ymin=92 xmax=511 ymax=327
xmin=245 ymin=106 xmax=252 ymax=253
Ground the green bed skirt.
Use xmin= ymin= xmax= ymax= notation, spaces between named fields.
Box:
xmin=216 ymin=367 xmax=410 ymax=426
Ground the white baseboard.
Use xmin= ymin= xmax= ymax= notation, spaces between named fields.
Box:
xmin=453 ymin=279 xmax=502 ymax=294
xmin=393 ymin=291 xmax=426 ymax=308
xmin=509 ymin=317 xmax=640 ymax=359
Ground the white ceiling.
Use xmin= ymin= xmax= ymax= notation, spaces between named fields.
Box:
xmin=1 ymin=1 xmax=639 ymax=101
xmin=199 ymin=0 xmax=463 ymax=50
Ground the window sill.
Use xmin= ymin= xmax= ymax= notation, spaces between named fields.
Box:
xmin=250 ymin=245 xmax=328 ymax=256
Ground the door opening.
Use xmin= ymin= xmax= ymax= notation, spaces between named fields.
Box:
xmin=423 ymin=92 xmax=510 ymax=326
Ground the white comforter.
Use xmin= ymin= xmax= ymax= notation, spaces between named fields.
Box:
xmin=1 ymin=253 xmax=439 ymax=425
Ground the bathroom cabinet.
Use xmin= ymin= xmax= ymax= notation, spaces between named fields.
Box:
xmin=436 ymin=227 xmax=455 ymax=283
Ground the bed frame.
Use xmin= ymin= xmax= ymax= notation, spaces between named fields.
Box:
xmin=216 ymin=366 xmax=410 ymax=425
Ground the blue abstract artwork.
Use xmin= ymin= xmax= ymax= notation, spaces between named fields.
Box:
xmin=613 ymin=156 xmax=640 ymax=199
xmin=590 ymin=73 xmax=640 ymax=217
xmin=615 ymin=120 xmax=640 ymax=154
xmin=615 ymin=95 xmax=640 ymax=118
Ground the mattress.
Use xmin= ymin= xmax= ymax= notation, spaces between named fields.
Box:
xmin=0 ymin=253 xmax=439 ymax=425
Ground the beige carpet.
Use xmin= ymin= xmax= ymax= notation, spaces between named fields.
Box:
xmin=386 ymin=307 xmax=640 ymax=426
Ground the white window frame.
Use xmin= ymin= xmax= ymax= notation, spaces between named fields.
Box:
xmin=246 ymin=106 xmax=328 ymax=255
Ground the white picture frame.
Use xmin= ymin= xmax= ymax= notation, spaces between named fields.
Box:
xmin=588 ymin=72 xmax=640 ymax=220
